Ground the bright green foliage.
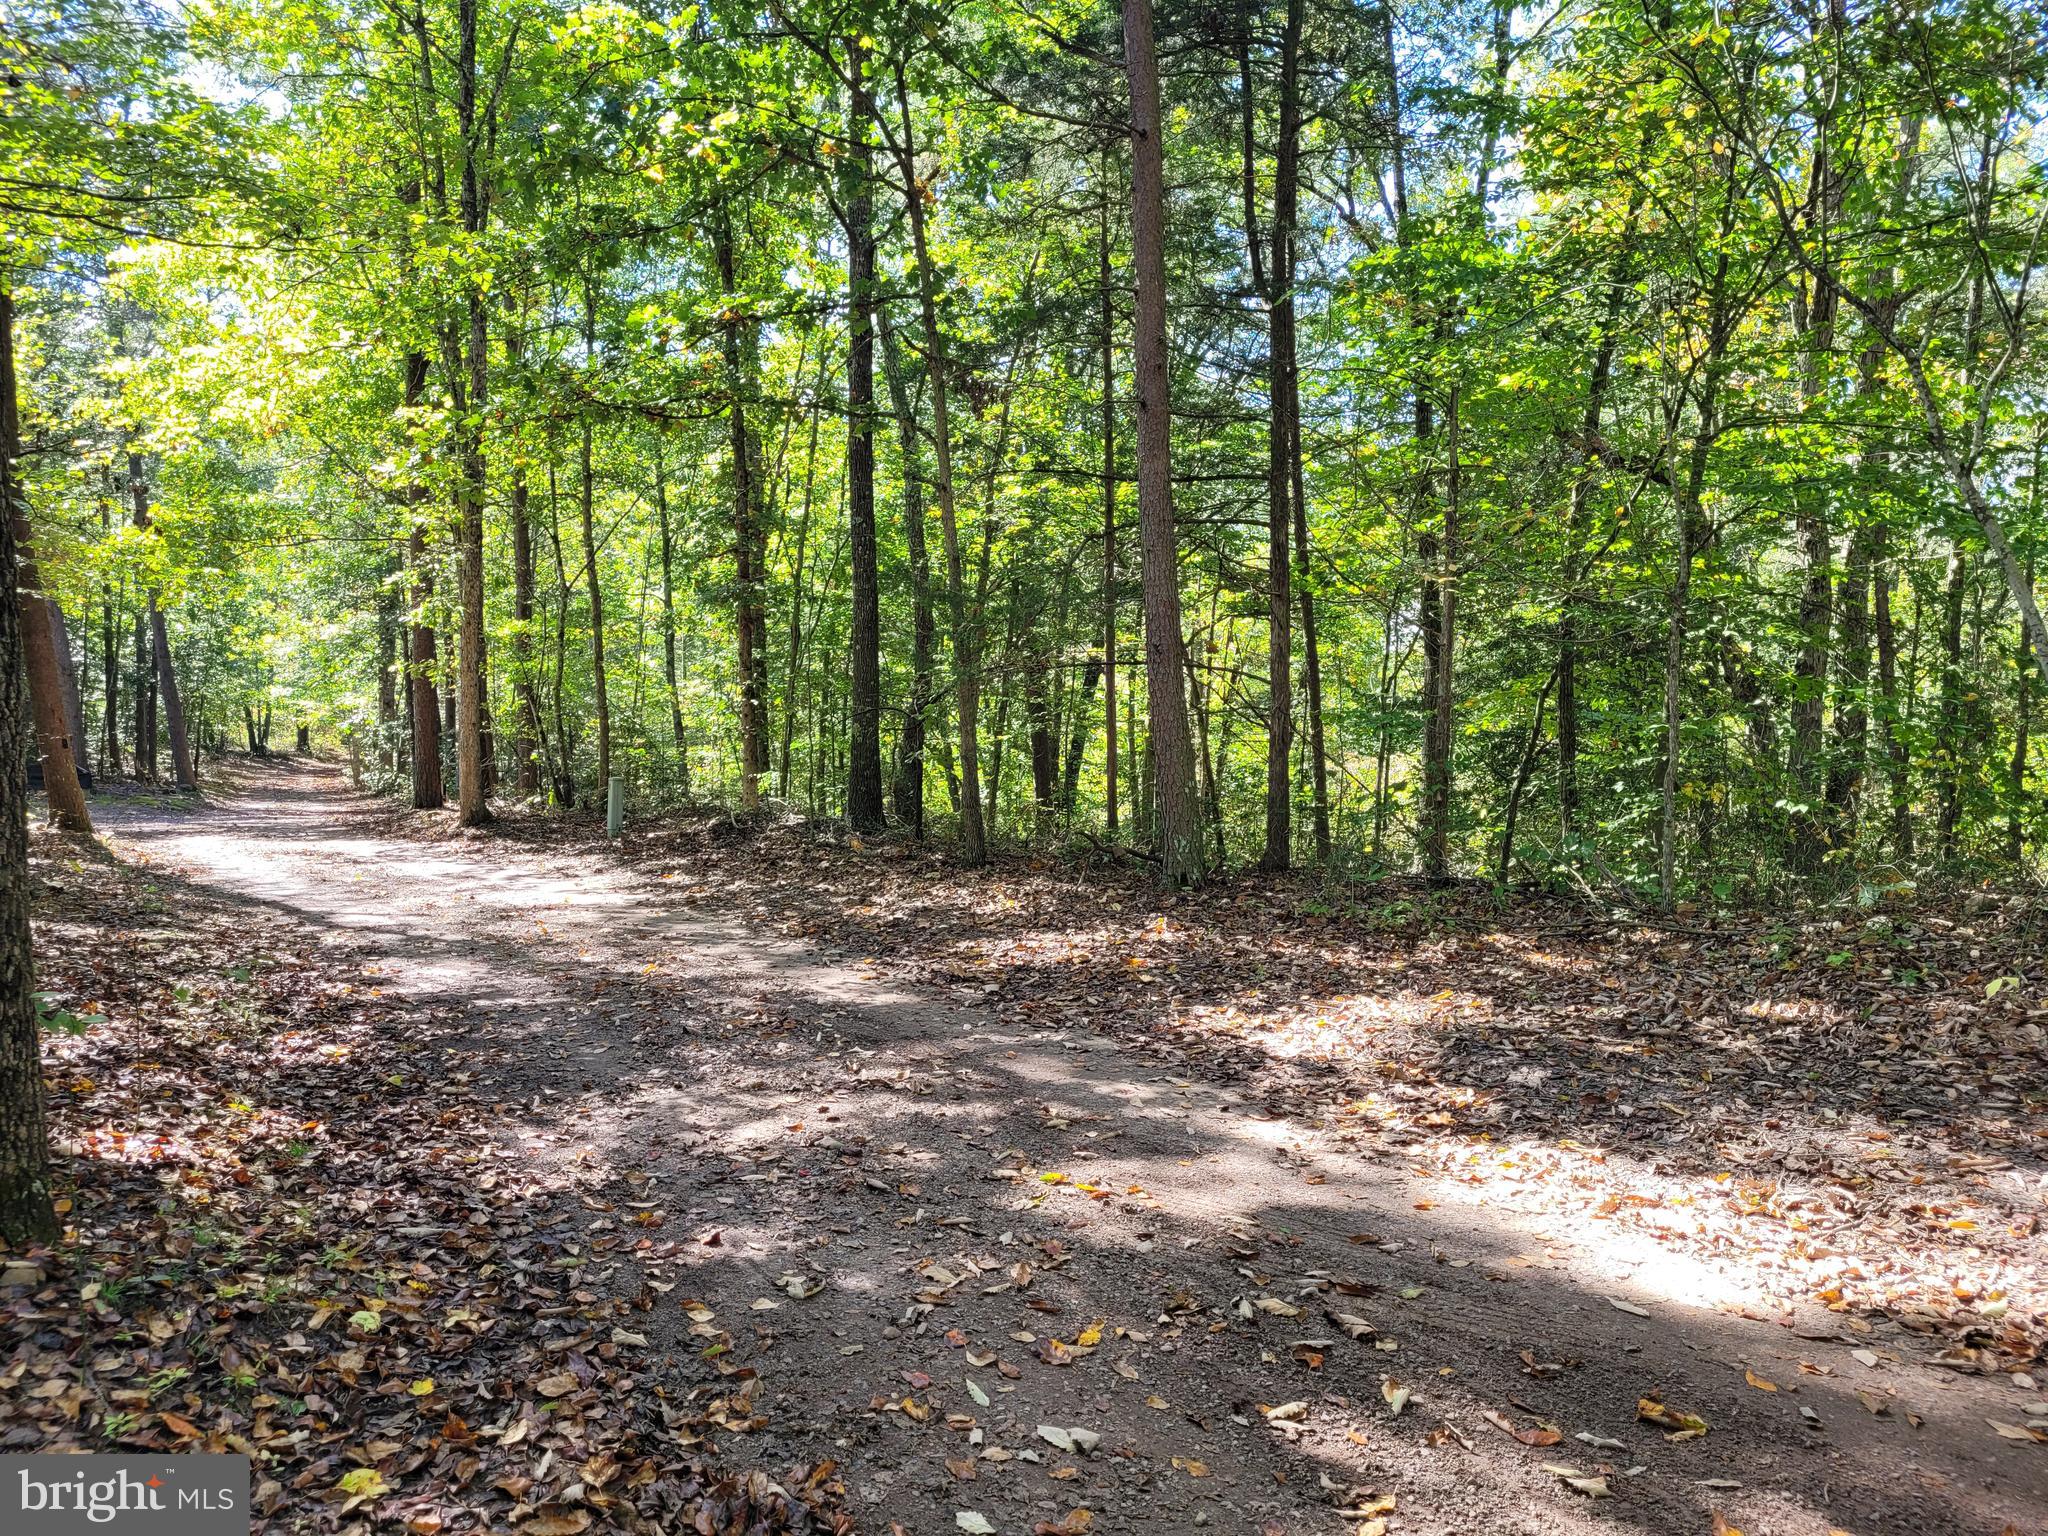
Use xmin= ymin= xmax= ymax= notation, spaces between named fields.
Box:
xmin=9 ymin=0 xmax=2047 ymax=898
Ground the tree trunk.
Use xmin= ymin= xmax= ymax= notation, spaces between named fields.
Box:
xmin=894 ymin=63 xmax=985 ymax=862
xmin=1239 ymin=2 xmax=1300 ymax=873
xmin=449 ymin=0 xmax=491 ymax=828
xmin=376 ymin=548 xmax=401 ymax=774
xmin=545 ymin=466 xmax=576 ymax=807
xmin=99 ymin=496 xmax=121 ymax=779
xmin=880 ymin=314 xmax=933 ymax=837
xmin=2 ymin=297 xmax=91 ymax=831
xmin=1420 ymin=392 xmax=1458 ymax=882
xmin=715 ymin=216 xmax=768 ymax=809
xmin=1026 ymin=652 xmax=1056 ymax=845
xmin=125 ymin=454 xmax=194 ymax=792
xmin=1497 ymin=663 xmax=1558 ymax=884
xmin=1786 ymin=481 xmax=1833 ymax=872
xmin=1 ymin=305 xmax=89 ymax=831
xmin=47 ymin=604 xmax=92 ymax=793
xmin=407 ymin=522 xmax=444 ymax=807
xmin=578 ymin=279 xmax=610 ymax=802
xmin=1822 ymin=521 xmax=1873 ymax=838
xmin=2013 ymin=545 xmax=2037 ymax=864
xmin=506 ymin=323 xmax=540 ymax=796
xmin=0 ymin=314 xmax=52 ymax=1239
xmin=1555 ymin=249 xmax=1633 ymax=845
xmin=844 ymin=47 xmax=884 ymax=833
xmin=148 ymin=604 xmax=194 ymax=791
xmin=654 ymin=441 xmax=689 ymax=796
xmin=1936 ymin=540 xmax=1967 ymax=857
xmin=1660 ymin=432 xmax=1711 ymax=908
xmin=1099 ymin=183 xmax=1120 ymax=838
xmin=0 ymin=286 xmax=59 ymax=1236
xmin=780 ymin=388 xmax=824 ymax=801
xmin=1871 ymin=524 xmax=1912 ymax=860
xmin=1291 ymin=409 xmax=1329 ymax=864
xmin=133 ymin=610 xmax=156 ymax=782
xmin=1122 ymin=0 xmax=1203 ymax=885
xmin=403 ymin=349 xmax=444 ymax=810
xmin=1060 ymin=655 xmax=1102 ymax=816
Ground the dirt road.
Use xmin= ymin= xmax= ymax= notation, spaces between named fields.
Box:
xmin=95 ymin=761 xmax=2046 ymax=1536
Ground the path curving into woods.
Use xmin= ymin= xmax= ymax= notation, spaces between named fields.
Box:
xmin=90 ymin=758 xmax=2047 ymax=1536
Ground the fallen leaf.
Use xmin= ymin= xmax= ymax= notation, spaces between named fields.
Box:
xmin=1639 ymin=1397 xmax=1709 ymax=1440
xmin=1481 ymin=1407 xmax=1561 ymax=1447
xmin=336 ymin=1469 xmax=389 ymax=1500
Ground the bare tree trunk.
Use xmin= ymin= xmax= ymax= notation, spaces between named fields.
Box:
xmin=654 ymin=442 xmax=689 ymax=796
xmin=1871 ymin=525 xmax=1911 ymax=861
xmin=147 ymin=605 xmax=194 ymax=792
xmin=407 ymin=522 xmax=444 ymax=807
xmin=376 ymin=547 xmax=401 ymax=773
xmin=133 ymin=610 xmax=155 ymax=781
xmin=893 ymin=63 xmax=985 ymax=862
xmin=1497 ymin=663 xmax=1558 ymax=884
xmin=2 ymin=297 xmax=91 ymax=831
xmin=844 ymin=47 xmax=884 ymax=833
xmin=715 ymin=216 xmax=768 ymax=809
xmin=99 ymin=485 xmax=121 ymax=778
xmin=1555 ymin=246 xmax=1634 ymax=845
xmin=1936 ymin=540 xmax=1968 ymax=858
xmin=1027 ymin=650 xmax=1056 ymax=845
xmin=1099 ymin=184 xmax=1121 ymax=837
xmin=2014 ymin=545 xmax=2037 ymax=864
xmin=448 ymin=0 xmax=491 ymax=827
xmin=1291 ymin=412 xmax=1329 ymax=863
xmin=1122 ymin=0 xmax=1203 ymax=884
xmin=1823 ymin=521 xmax=1873 ymax=838
xmin=1060 ymin=655 xmax=1102 ymax=816
xmin=577 ymin=279 xmax=610 ymax=802
xmin=880 ymin=315 xmax=933 ymax=837
xmin=780 ymin=388 xmax=824 ymax=801
xmin=1239 ymin=1 xmax=1300 ymax=873
xmin=544 ymin=467 xmax=576 ymax=806
xmin=506 ymin=322 xmax=540 ymax=796
xmin=47 ymin=604 xmax=91 ymax=793
xmin=0 ymin=300 xmax=51 ymax=1237
xmin=1660 ymin=431 xmax=1712 ymax=908
xmin=402 ymin=348 xmax=444 ymax=809
xmin=1420 ymin=391 xmax=1458 ymax=881
xmin=125 ymin=455 xmax=194 ymax=792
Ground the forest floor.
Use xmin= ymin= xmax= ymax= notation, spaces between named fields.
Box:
xmin=5 ymin=756 xmax=2047 ymax=1536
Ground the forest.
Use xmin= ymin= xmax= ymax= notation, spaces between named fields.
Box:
xmin=2 ymin=0 xmax=2042 ymax=896
xmin=3 ymin=0 xmax=2048 ymax=1532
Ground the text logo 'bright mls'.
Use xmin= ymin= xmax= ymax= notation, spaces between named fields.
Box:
xmin=1 ymin=1456 xmax=249 ymax=1536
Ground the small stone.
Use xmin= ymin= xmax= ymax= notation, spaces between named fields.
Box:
xmin=1 ymin=1264 xmax=44 ymax=1288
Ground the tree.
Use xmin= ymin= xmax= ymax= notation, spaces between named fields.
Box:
xmin=1122 ymin=0 xmax=1202 ymax=885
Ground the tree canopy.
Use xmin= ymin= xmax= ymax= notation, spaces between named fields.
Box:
xmin=5 ymin=0 xmax=2046 ymax=901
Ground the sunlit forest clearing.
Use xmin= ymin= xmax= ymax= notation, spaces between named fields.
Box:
xmin=2 ymin=0 xmax=2047 ymax=1531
